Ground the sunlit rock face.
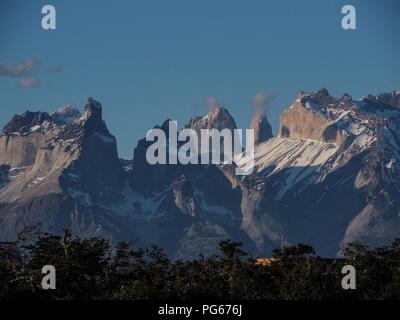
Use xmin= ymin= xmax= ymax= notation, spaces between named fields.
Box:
xmin=0 ymin=98 xmax=127 ymax=242
xmin=1 ymin=89 xmax=400 ymax=259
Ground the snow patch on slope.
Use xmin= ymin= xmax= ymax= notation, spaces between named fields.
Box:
xmin=99 ymin=182 xmax=165 ymax=221
xmin=51 ymin=105 xmax=81 ymax=125
xmin=235 ymin=137 xmax=338 ymax=199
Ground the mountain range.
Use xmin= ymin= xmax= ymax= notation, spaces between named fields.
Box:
xmin=1 ymin=88 xmax=399 ymax=259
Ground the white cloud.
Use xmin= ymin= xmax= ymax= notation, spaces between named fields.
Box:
xmin=250 ymin=92 xmax=274 ymax=115
xmin=205 ymin=96 xmax=223 ymax=110
xmin=0 ymin=58 xmax=40 ymax=77
xmin=17 ymin=78 xmax=41 ymax=88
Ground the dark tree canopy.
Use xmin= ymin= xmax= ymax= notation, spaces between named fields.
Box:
xmin=1 ymin=228 xmax=400 ymax=300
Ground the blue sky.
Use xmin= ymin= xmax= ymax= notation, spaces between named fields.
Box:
xmin=1 ymin=0 xmax=399 ymax=159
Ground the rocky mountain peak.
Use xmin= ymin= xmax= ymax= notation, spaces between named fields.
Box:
xmin=341 ymin=93 xmax=353 ymax=102
xmin=279 ymin=89 xmax=376 ymax=146
xmin=307 ymin=87 xmax=339 ymax=106
xmin=85 ymin=97 xmax=102 ymax=120
xmin=160 ymin=119 xmax=173 ymax=133
xmin=2 ymin=111 xmax=53 ymax=136
xmin=250 ymin=113 xmax=273 ymax=145
xmin=185 ymin=107 xmax=237 ymax=132
xmin=297 ymin=91 xmax=307 ymax=100
xmin=2 ymin=103 xmax=83 ymax=137
xmin=50 ymin=104 xmax=81 ymax=125
xmin=206 ymin=107 xmax=237 ymax=129
xmin=1 ymin=90 xmax=400 ymax=260
xmin=315 ymin=87 xmax=329 ymax=98
xmin=375 ymin=90 xmax=400 ymax=110
xmin=71 ymin=97 xmax=111 ymax=138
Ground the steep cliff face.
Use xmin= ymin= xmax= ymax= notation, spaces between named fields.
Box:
xmin=1 ymin=89 xmax=400 ymax=259
xmin=0 ymin=105 xmax=81 ymax=168
xmin=236 ymin=89 xmax=400 ymax=255
xmin=0 ymin=165 xmax=9 ymax=187
xmin=185 ymin=107 xmax=238 ymax=157
xmin=130 ymin=107 xmax=238 ymax=195
xmin=279 ymin=89 xmax=358 ymax=146
xmin=0 ymin=98 xmax=128 ymax=242
xmin=0 ymin=133 xmax=48 ymax=169
xmin=128 ymin=108 xmax=274 ymax=258
xmin=250 ymin=113 xmax=273 ymax=145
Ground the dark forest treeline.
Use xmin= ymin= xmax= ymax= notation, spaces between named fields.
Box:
xmin=1 ymin=228 xmax=400 ymax=300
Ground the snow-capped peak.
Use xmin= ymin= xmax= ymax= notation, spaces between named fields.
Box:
xmin=51 ymin=104 xmax=81 ymax=125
